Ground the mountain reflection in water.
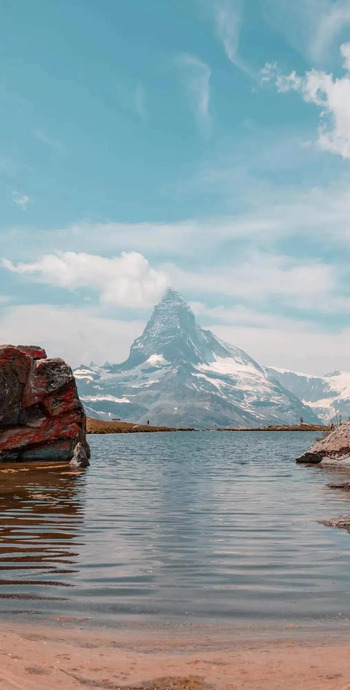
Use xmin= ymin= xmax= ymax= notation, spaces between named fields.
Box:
xmin=0 ymin=464 xmax=85 ymax=612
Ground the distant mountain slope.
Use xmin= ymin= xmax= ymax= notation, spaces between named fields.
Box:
xmin=75 ymin=289 xmax=320 ymax=428
xmin=266 ymin=367 xmax=350 ymax=423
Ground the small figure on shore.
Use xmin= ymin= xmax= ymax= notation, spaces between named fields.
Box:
xmin=300 ymin=417 xmax=303 ymax=424
xmin=147 ymin=419 xmax=150 ymax=426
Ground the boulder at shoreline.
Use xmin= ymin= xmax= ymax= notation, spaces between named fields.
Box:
xmin=0 ymin=345 xmax=90 ymax=467
xmin=296 ymin=420 xmax=350 ymax=465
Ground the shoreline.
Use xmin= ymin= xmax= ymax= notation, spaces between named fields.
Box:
xmin=87 ymin=418 xmax=329 ymax=434
xmin=87 ymin=418 xmax=195 ymax=434
xmin=1 ymin=619 xmax=350 ymax=690
xmin=217 ymin=424 xmax=330 ymax=432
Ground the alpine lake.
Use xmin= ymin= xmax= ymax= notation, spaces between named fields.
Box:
xmin=1 ymin=431 xmax=350 ymax=629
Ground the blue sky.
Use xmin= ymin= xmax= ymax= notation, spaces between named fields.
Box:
xmin=2 ymin=0 xmax=350 ymax=373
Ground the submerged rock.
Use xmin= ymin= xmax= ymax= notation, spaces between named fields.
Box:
xmin=0 ymin=345 xmax=90 ymax=466
xmin=296 ymin=420 xmax=350 ymax=465
xmin=327 ymin=482 xmax=350 ymax=490
xmin=323 ymin=514 xmax=350 ymax=531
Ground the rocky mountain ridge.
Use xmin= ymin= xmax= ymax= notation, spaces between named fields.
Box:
xmin=74 ymin=289 xmax=319 ymax=428
xmin=266 ymin=367 xmax=350 ymax=423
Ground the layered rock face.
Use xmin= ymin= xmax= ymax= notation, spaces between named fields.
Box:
xmin=297 ymin=420 xmax=350 ymax=466
xmin=0 ymin=345 xmax=90 ymax=467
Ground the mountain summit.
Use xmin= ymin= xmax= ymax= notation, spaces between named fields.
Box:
xmin=75 ymin=290 xmax=319 ymax=428
xmin=117 ymin=288 xmax=247 ymax=369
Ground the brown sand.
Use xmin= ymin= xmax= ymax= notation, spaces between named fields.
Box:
xmin=1 ymin=622 xmax=350 ymax=690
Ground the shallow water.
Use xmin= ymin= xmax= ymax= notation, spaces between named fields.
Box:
xmin=1 ymin=431 xmax=350 ymax=626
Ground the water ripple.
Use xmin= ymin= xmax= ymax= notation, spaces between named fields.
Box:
xmin=1 ymin=431 xmax=350 ymax=624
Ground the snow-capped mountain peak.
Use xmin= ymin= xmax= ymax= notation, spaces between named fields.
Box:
xmin=75 ymin=290 xmax=320 ymax=427
xmin=114 ymin=287 xmax=248 ymax=370
xmin=266 ymin=367 xmax=350 ymax=422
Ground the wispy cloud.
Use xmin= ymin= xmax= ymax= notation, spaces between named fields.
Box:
xmin=33 ymin=129 xmax=67 ymax=155
xmin=214 ymin=0 xmax=252 ymax=75
xmin=197 ymin=0 xmax=253 ymax=76
xmin=169 ymin=253 xmax=337 ymax=312
xmin=262 ymin=0 xmax=350 ymax=66
xmin=11 ymin=189 xmax=31 ymax=210
xmin=262 ymin=42 xmax=350 ymax=159
xmin=311 ymin=0 xmax=350 ymax=62
xmin=177 ymin=54 xmax=211 ymax=135
xmin=190 ymin=301 xmax=315 ymax=329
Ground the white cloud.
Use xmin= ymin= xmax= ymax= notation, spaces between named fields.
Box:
xmin=4 ymin=171 xmax=350 ymax=262
xmin=0 ymin=304 xmax=144 ymax=367
xmin=215 ymin=0 xmax=241 ymax=63
xmin=261 ymin=0 xmax=350 ymax=65
xmin=213 ymin=0 xmax=252 ymax=75
xmin=262 ymin=42 xmax=350 ymax=159
xmin=311 ymin=1 xmax=350 ymax=62
xmin=191 ymin=299 xmax=350 ymax=374
xmin=190 ymin=302 xmax=314 ymax=329
xmin=213 ymin=322 xmax=350 ymax=375
xmin=195 ymin=0 xmax=253 ymax=76
xmin=11 ymin=190 xmax=31 ymax=210
xmin=2 ymin=251 xmax=170 ymax=308
xmin=169 ymin=254 xmax=337 ymax=310
xmin=177 ymin=54 xmax=211 ymax=134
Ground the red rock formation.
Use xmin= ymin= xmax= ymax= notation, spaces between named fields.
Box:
xmin=0 ymin=345 xmax=90 ymax=466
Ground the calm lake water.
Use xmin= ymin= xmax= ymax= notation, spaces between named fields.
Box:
xmin=2 ymin=431 xmax=350 ymax=627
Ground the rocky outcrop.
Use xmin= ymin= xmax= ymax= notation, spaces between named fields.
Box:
xmin=297 ymin=420 xmax=350 ymax=465
xmin=323 ymin=513 xmax=350 ymax=530
xmin=0 ymin=345 xmax=90 ymax=467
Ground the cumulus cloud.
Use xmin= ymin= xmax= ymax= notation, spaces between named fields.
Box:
xmin=262 ymin=42 xmax=350 ymax=159
xmin=2 ymin=251 xmax=170 ymax=308
xmin=177 ymin=54 xmax=211 ymax=134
